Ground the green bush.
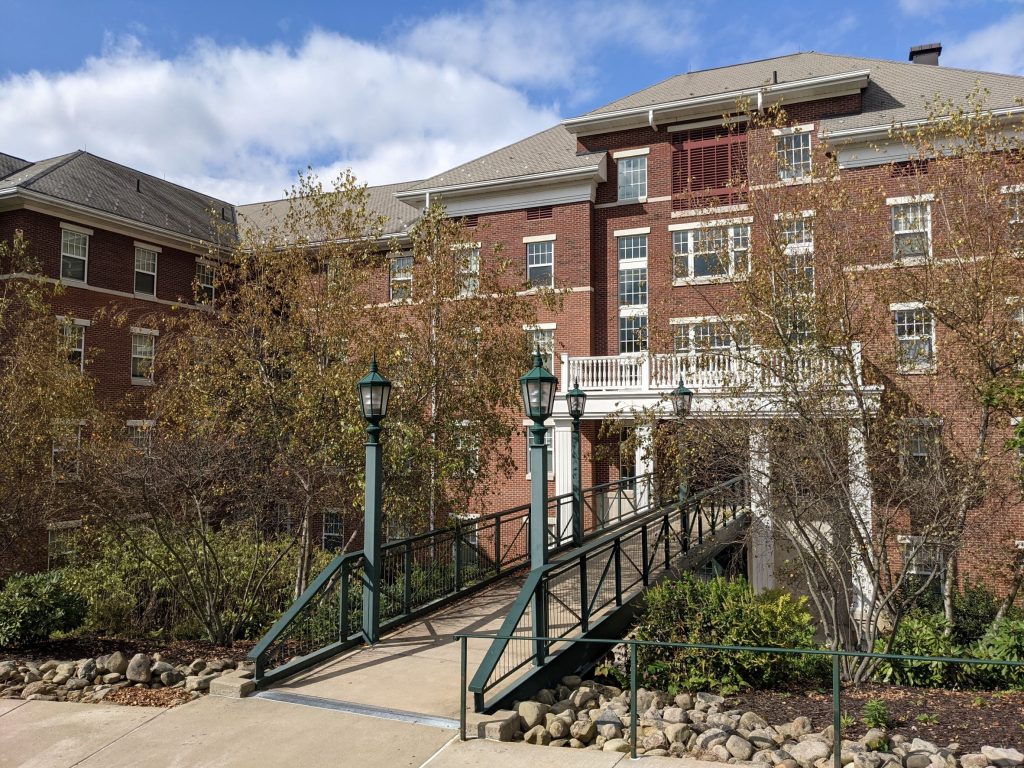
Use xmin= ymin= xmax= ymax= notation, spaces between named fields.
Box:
xmin=861 ymin=698 xmax=892 ymax=729
xmin=0 ymin=571 xmax=87 ymax=646
xmin=873 ymin=613 xmax=964 ymax=687
xmin=632 ymin=575 xmax=821 ymax=694
xmin=971 ymin=619 xmax=1024 ymax=689
xmin=910 ymin=581 xmax=1007 ymax=645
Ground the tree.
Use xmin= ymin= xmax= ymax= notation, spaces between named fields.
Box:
xmin=0 ymin=231 xmax=96 ymax=575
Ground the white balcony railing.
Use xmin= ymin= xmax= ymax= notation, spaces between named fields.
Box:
xmin=560 ymin=344 xmax=863 ymax=396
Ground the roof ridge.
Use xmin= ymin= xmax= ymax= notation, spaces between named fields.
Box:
xmin=237 ymin=178 xmax=428 ymax=209
xmin=17 ymin=150 xmax=83 ymax=187
xmin=73 ymin=150 xmax=236 ymax=209
xmin=806 ymin=50 xmax=1024 ymax=80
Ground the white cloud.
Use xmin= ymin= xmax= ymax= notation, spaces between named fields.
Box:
xmin=943 ymin=12 xmax=1024 ymax=74
xmin=0 ymin=29 xmax=559 ymax=203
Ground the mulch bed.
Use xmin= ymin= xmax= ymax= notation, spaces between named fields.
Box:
xmin=0 ymin=635 xmax=255 ymax=666
xmin=103 ymin=686 xmax=195 ymax=708
xmin=739 ymin=684 xmax=1024 ymax=753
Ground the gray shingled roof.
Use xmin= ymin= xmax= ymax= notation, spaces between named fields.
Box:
xmin=402 ymin=52 xmax=1024 ymax=196
xmin=0 ymin=152 xmax=31 ymax=180
xmin=581 ymin=52 xmax=1024 ymax=133
xmin=401 ymin=125 xmax=603 ymax=194
xmin=0 ymin=151 xmax=236 ymax=243
xmin=237 ymin=179 xmax=424 ymax=239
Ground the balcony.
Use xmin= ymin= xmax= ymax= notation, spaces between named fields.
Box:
xmin=556 ymin=345 xmax=869 ymax=418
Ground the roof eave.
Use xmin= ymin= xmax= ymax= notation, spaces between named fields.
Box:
xmin=395 ymin=160 xmax=607 ymax=204
xmin=822 ymin=105 xmax=1024 ymax=144
xmin=562 ymin=70 xmax=872 ymax=136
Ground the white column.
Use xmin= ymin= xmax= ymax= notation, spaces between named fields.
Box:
xmin=634 ymin=422 xmax=653 ymax=511
xmin=552 ymin=418 xmax=574 ymax=543
xmin=848 ymin=422 xmax=875 ymax=624
xmin=748 ymin=424 xmax=775 ymax=592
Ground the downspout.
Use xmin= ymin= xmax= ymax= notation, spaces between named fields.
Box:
xmin=648 ymin=109 xmax=656 ymax=130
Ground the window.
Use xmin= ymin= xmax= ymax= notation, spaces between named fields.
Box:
xmin=781 ymin=217 xmax=814 ymax=291
xmin=900 ymin=535 xmax=946 ymax=598
xmin=619 ymin=315 xmax=648 ymax=354
xmin=131 ymin=330 xmax=157 ymax=383
xmin=893 ymin=306 xmax=935 ymax=371
xmin=322 ymin=509 xmax=345 ymax=552
xmin=47 ymin=521 xmax=81 ymax=569
xmin=458 ymin=247 xmax=480 ymax=297
xmin=891 ymin=201 xmax=931 ymax=261
xmin=618 ymin=267 xmax=647 ymax=307
xmin=52 ymin=423 xmax=82 ymax=481
xmin=525 ymin=427 xmax=554 ymax=478
xmin=60 ymin=228 xmax=88 ymax=282
xmin=126 ymin=420 xmax=155 ymax=456
xmin=134 ymin=247 xmax=157 ymax=296
xmin=902 ymin=421 xmax=942 ymax=476
xmin=453 ymin=513 xmax=481 ymax=567
xmin=672 ymin=223 xmax=751 ymax=281
xmin=674 ymin=320 xmax=734 ymax=352
xmin=671 ymin=122 xmax=748 ymax=208
xmin=61 ymin=321 xmax=85 ymax=371
xmin=390 ymin=254 xmax=413 ymax=300
xmin=1007 ymin=190 xmax=1023 ymax=246
xmin=196 ymin=261 xmax=216 ymax=303
xmin=776 ymin=131 xmax=812 ymax=180
xmin=618 ymin=234 xmax=648 ymax=263
xmin=526 ymin=241 xmax=554 ymax=288
xmin=617 ymin=155 xmax=647 ymax=201
xmin=527 ymin=327 xmax=555 ymax=371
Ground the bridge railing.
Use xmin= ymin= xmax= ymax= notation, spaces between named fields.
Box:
xmin=468 ymin=474 xmax=748 ymax=711
xmin=249 ymin=474 xmax=654 ymax=687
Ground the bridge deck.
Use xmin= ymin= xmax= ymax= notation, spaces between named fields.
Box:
xmin=267 ymin=577 xmax=523 ymax=719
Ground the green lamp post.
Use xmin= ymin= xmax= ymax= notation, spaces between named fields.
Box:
xmin=670 ymin=377 xmax=694 ymax=533
xmin=520 ymin=349 xmax=557 ymax=663
xmin=357 ymin=356 xmax=392 ymax=644
xmin=566 ymin=379 xmax=588 ymax=548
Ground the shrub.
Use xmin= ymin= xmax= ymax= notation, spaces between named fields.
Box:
xmin=632 ymin=575 xmax=820 ymax=694
xmin=0 ymin=571 xmax=87 ymax=646
xmin=910 ymin=581 xmax=1006 ymax=645
xmin=861 ymin=698 xmax=892 ymax=729
xmin=873 ymin=613 xmax=963 ymax=688
xmin=971 ymin=619 xmax=1024 ymax=689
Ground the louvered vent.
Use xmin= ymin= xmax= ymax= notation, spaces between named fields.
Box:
xmin=671 ymin=123 xmax=748 ymax=210
xmin=526 ymin=206 xmax=553 ymax=221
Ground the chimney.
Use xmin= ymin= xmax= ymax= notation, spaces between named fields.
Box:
xmin=909 ymin=42 xmax=942 ymax=65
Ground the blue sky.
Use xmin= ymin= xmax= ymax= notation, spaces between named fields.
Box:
xmin=1 ymin=0 xmax=1023 ymax=202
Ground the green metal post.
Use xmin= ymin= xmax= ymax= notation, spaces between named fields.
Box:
xmin=403 ymin=541 xmax=413 ymax=616
xmin=571 ymin=415 xmax=583 ymax=547
xmin=340 ymin=560 xmax=350 ymax=639
xmin=832 ymin=654 xmax=841 ymax=768
xmin=494 ymin=515 xmax=502 ymax=575
xmin=361 ymin=420 xmax=383 ymax=644
xmin=460 ymin=635 xmax=468 ymax=742
xmin=629 ymin=642 xmax=638 ymax=760
xmin=529 ymin=421 xmax=549 ymax=664
xmin=454 ymin=522 xmax=464 ymax=592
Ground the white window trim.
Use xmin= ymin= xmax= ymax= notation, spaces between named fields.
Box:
xmin=523 ymin=322 xmax=557 ymax=331
xmin=522 ymin=234 xmax=557 ymax=244
xmin=130 ymin=326 xmax=160 ymax=336
xmin=669 ymin=216 xmax=753 ymax=232
xmin=134 ymin=246 xmax=158 ymax=297
xmin=56 ymin=315 xmax=91 ymax=327
xmin=671 ymin=222 xmax=752 ymax=286
xmin=615 ymin=153 xmax=648 ymax=203
xmin=130 ymin=329 xmax=158 ymax=386
xmin=60 ymin=222 xmax=94 ymax=236
xmin=891 ymin=302 xmax=936 ymax=374
xmin=886 ymin=193 xmax=935 ymax=206
xmin=614 ymin=226 xmax=651 ymax=238
xmin=618 ymin=305 xmax=647 ymax=318
xmin=773 ymin=210 xmax=816 ymax=221
xmin=774 ymin=126 xmax=815 ymax=183
xmin=126 ymin=419 xmax=156 ymax=427
xmin=133 ymin=241 xmax=162 ymax=253
xmin=58 ymin=317 xmax=87 ymax=372
xmin=612 ymin=147 xmax=650 ymax=159
xmin=670 ymin=316 xmax=748 ymax=352
xmin=771 ymin=123 xmax=815 ymax=137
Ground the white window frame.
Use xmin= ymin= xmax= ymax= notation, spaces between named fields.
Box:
xmin=60 ymin=224 xmax=91 ymax=284
xmin=888 ymin=195 xmax=933 ymax=262
xmin=524 ymin=323 xmax=556 ymax=372
xmin=322 ymin=508 xmax=346 ymax=551
xmin=389 ymin=252 xmax=413 ymax=301
xmin=126 ymin=419 xmax=156 ymax=456
xmin=617 ymin=232 xmax=649 ymax=354
xmin=773 ymin=125 xmax=814 ymax=181
xmin=670 ymin=218 xmax=752 ymax=284
xmin=614 ymin=149 xmax=649 ymax=202
xmin=58 ymin=316 xmax=89 ymax=372
xmin=47 ymin=519 xmax=82 ymax=569
xmin=456 ymin=244 xmax=481 ymax=298
xmin=524 ymin=425 xmax=555 ymax=480
xmin=670 ymin=316 xmax=749 ymax=353
xmin=131 ymin=327 xmax=158 ymax=385
xmin=133 ymin=244 xmax=159 ymax=297
xmin=891 ymin=302 xmax=936 ymax=373
xmin=195 ymin=260 xmax=216 ymax=303
xmin=1003 ymin=185 xmax=1023 ymax=254
xmin=524 ymin=236 xmax=555 ymax=288
xmin=51 ymin=421 xmax=84 ymax=482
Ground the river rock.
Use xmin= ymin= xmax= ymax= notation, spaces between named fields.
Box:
xmin=603 ymin=738 xmax=630 ymax=753
xmin=21 ymin=681 xmax=52 ymax=699
xmin=523 ymin=725 xmax=551 ymax=745
xmin=742 ymin=711 xmax=771 ymax=731
xmin=662 ymin=706 xmax=687 ymax=723
xmin=125 ymin=654 xmax=151 ymax=683
xmin=570 ymin=719 xmax=597 ymax=743
xmin=187 ymin=659 xmax=207 ymax=675
xmin=665 ymin=723 xmax=691 ymax=744
xmin=728 ymin=734 xmax=756 ymax=761
xmin=561 ymin=675 xmax=582 ymax=688
xmin=517 ymin=700 xmax=549 ymax=730
xmin=789 ymin=740 xmax=831 ymax=768
xmin=982 ymin=748 xmax=1024 ymax=767
xmin=65 ymin=677 xmax=90 ymax=691
xmin=104 ymin=652 xmax=129 ymax=676
xmin=643 ymin=731 xmax=669 ymax=751
xmin=959 ymin=755 xmax=989 ymax=768
xmin=535 ymin=688 xmax=556 ymax=706
xmin=905 ymin=753 xmax=933 ymax=768
xmin=697 ymin=727 xmax=730 ymax=750
xmin=548 ymin=718 xmax=569 ymax=739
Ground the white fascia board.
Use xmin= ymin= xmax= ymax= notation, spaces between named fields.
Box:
xmin=562 ymin=70 xmax=870 ymax=135
xmin=394 ymin=159 xmax=608 ymax=204
xmin=56 ymin=315 xmax=92 ymax=326
xmin=822 ymin=105 xmax=1024 ymax=144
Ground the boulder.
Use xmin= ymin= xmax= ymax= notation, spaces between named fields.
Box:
xmin=151 ymin=661 xmax=174 ymax=677
xmin=76 ymin=659 xmax=97 ymax=680
xmin=697 ymin=728 xmax=730 ymax=750
xmin=161 ymin=670 xmax=185 ymax=687
xmin=561 ymin=675 xmax=582 ymax=688
xmin=184 ymin=675 xmax=214 ymax=692
xmin=535 ymin=688 xmax=556 ymax=706
xmin=126 ymin=654 xmax=152 ymax=683
xmin=905 ymin=753 xmax=933 ymax=768
xmin=665 ymin=723 xmax=691 ymax=744
xmin=603 ymin=738 xmax=630 ymax=753
xmin=662 ymin=706 xmax=687 ymax=723
xmin=959 ymin=755 xmax=989 ymax=768
xmin=754 ymin=750 xmax=775 ymax=763
xmin=569 ymin=719 xmax=597 ymax=743
xmin=711 ymin=744 xmax=733 ymax=762
xmin=517 ymin=700 xmax=549 ymax=731
xmin=568 ymin=738 xmax=585 ymax=749
xmin=910 ymin=740 xmax=939 ymax=754
xmin=674 ymin=692 xmax=695 ymax=710
xmin=187 ymin=659 xmax=207 ymax=675
xmin=523 ymin=725 xmax=551 ymax=746
xmin=51 ymin=673 xmax=71 ymax=686
xmin=696 ymin=692 xmax=725 ymax=709
xmin=39 ymin=660 xmax=59 ymax=673
xmin=981 ymin=748 xmax=1024 ymax=768
xmin=862 ymin=730 xmax=889 ymax=751
xmin=728 ymin=734 xmax=756 ymax=761
xmin=643 ymin=731 xmax=669 ymax=751
xmin=106 ymin=652 xmax=130 ymax=676
xmin=571 ymin=688 xmax=598 ymax=709
xmin=102 ymin=673 xmax=122 ymax=685
xmin=548 ymin=718 xmax=569 ymax=740
xmin=853 ymin=754 xmax=884 ymax=768
xmin=65 ymin=678 xmax=90 ymax=691
xmin=742 ymin=711 xmax=771 ymax=731
xmin=788 ymin=741 xmax=832 ymax=768
xmin=21 ymin=681 xmax=53 ymax=699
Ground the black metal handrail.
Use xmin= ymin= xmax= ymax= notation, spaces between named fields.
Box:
xmin=468 ymin=474 xmax=748 ymax=710
xmin=249 ymin=473 xmax=655 ymax=687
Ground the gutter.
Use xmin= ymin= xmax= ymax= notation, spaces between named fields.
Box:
xmin=395 ymin=160 xmax=606 ymax=203
xmin=822 ymin=105 xmax=1024 ymax=144
xmin=562 ymin=70 xmax=871 ymax=133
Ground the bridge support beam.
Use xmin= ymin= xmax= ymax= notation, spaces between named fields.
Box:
xmin=748 ymin=425 xmax=775 ymax=592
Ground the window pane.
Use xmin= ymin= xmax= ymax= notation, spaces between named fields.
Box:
xmin=526 ymin=242 xmax=554 ymax=287
xmin=776 ymin=133 xmax=812 ymax=180
xmin=61 ymin=255 xmax=86 ymax=281
xmin=618 ymin=267 xmax=648 ymax=306
xmin=618 ymin=235 xmax=647 ymax=262
xmin=618 ymin=316 xmax=648 ymax=354
xmin=135 ymin=271 xmax=155 ymax=295
xmin=617 ymin=156 xmax=647 ymax=200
